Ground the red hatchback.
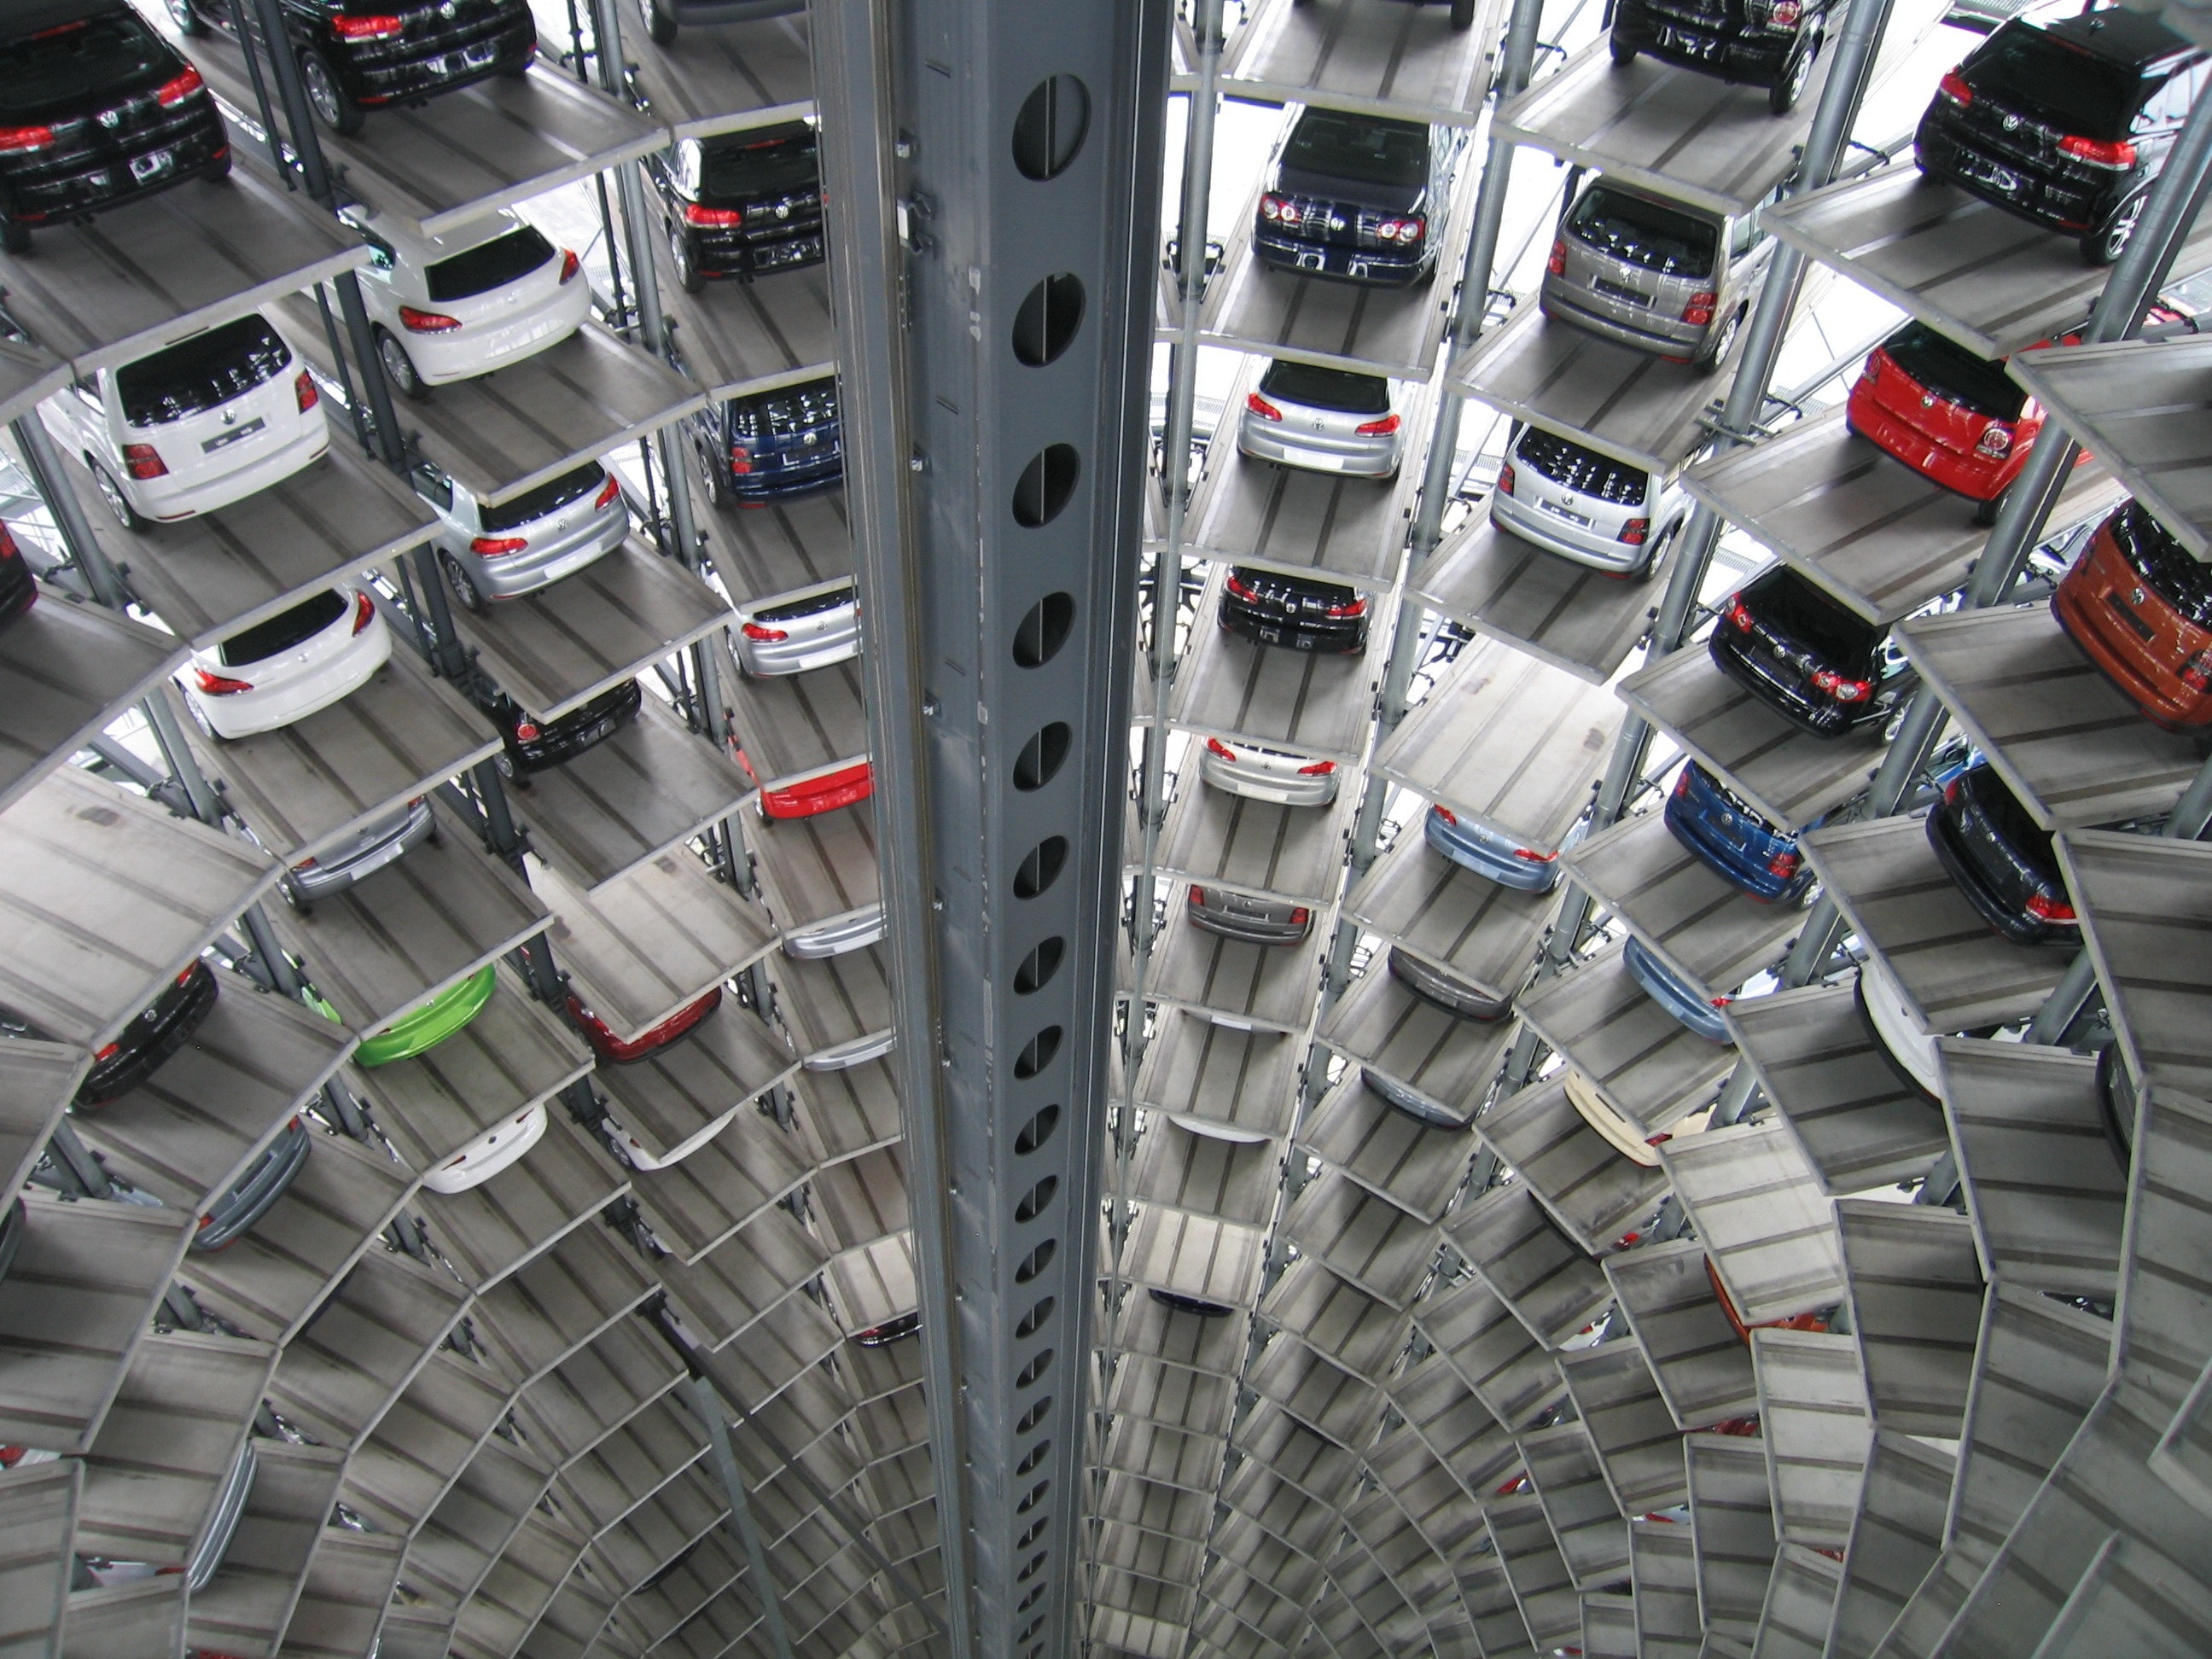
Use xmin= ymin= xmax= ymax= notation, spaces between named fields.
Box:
xmin=1846 ymin=320 xmax=2058 ymax=509
xmin=2053 ymin=499 xmax=2212 ymax=730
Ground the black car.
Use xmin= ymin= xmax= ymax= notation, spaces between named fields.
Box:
xmin=1708 ymin=565 xmax=1912 ymax=737
xmin=649 ymin=123 xmax=824 ymax=294
xmin=1 ymin=958 xmax=220 ymax=1106
xmin=0 ymin=524 xmax=34 ymax=627
xmin=1219 ymin=567 xmax=1369 ymax=654
xmin=1925 ymin=761 xmax=2083 ymax=945
xmin=1254 ymin=107 xmax=1462 ymax=288
xmin=691 ymin=374 xmax=841 ymax=507
xmin=490 ymin=678 xmax=642 ymax=782
xmin=1148 ymin=1288 xmax=1236 ymax=1318
xmin=1608 ymin=0 xmax=1835 ymax=114
xmin=166 ymin=0 xmax=534 ymax=136
xmin=1915 ymin=2 xmax=2209 ymax=265
xmin=0 ymin=0 xmax=229 ymax=253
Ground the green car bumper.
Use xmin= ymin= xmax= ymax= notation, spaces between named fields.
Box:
xmin=353 ymin=963 xmax=498 ymax=1068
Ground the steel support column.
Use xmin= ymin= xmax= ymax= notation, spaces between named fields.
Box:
xmin=684 ymin=1376 xmax=794 ymax=1659
xmin=816 ymin=2 xmax=1170 ymax=1652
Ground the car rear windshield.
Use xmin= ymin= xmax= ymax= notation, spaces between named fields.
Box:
xmin=0 ymin=10 xmax=167 ymax=117
xmin=1968 ymin=27 xmax=2152 ymax=139
xmin=479 ymin=462 xmax=606 ymax=532
xmin=1257 ymin=359 xmax=1391 ymax=415
xmin=729 ymin=377 xmax=840 ymax=437
xmin=425 ymin=225 xmax=556 ymax=302
xmin=1960 ymin=763 xmax=2056 ymax=866
xmin=1881 ymin=323 xmax=2024 ymax=419
xmin=2114 ymin=500 xmax=2212 ymax=627
xmin=1746 ymin=566 xmax=1883 ymax=665
xmin=757 ymin=584 xmax=853 ymax=624
xmin=1566 ymin=186 xmax=1718 ymax=279
xmin=1513 ymin=424 xmax=1649 ymax=504
xmin=701 ymin=126 xmax=818 ymax=199
xmin=115 ymin=315 xmax=292 ymax=428
xmin=219 ymin=588 xmax=348 ymax=667
xmin=1281 ymin=110 xmax=1430 ymax=189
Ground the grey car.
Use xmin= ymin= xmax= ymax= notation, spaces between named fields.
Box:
xmin=1541 ymin=178 xmax=1773 ymax=368
xmin=638 ymin=0 xmax=800 ymax=44
xmin=1387 ymin=946 xmax=1510 ymax=1022
xmin=732 ymin=579 xmax=860 ymax=677
xmin=418 ymin=458 xmax=628 ymax=609
xmin=281 ymin=795 xmax=436 ymax=908
xmin=1491 ymin=421 xmax=1688 ymax=576
xmin=1237 ymin=358 xmax=1405 ymax=479
xmin=1196 ymin=734 xmax=1341 ymax=808
xmin=195 ymin=1117 xmax=311 ymax=1250
xmin=1185 ymin=884 xmax=1313 ymax=946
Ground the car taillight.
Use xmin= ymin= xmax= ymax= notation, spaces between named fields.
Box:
xmin=515 ymin=721 xmax=541 ymax=742
xmin=0 ymin=125 xmax=54 ymax=154
xmin=2059 ymin=134 xmax=2137 ymax=171
xmin=1297 ymin=760 xmax=1336 ymax=776
xmin=594 ymin=474 xmax=621 ymax=510
xmin=193 ymin=667 xmax=253 ymax=695
xmin=684 ymin=203 xmax=744 ymax=226
xmin=558 ymin=249 xmax=581 ymax=284
xmin=1546 ymin=236 xmax=1566 ymax=276
xmin=1767 ymin=850 xmax=1800 ymax=880
xmin=155 ymin=66 xmax=204 ymax=106
xmin=1768 ymin=0 xmax=1800 ymax=22
xmin=2025 ymin=893 xmax=2076 ymax=923
xmin=333 ymin=12 xmax=405 ymax=36
xmin=1725 ymin=597 xmax=1753 ymax=632
xmin=1944 ymin=777 xmax=1963 ymax=805
xmin=1289 ymin=907 xmax=1310 ymax=926
xmin=1260 ymin=193 xmax=1300 ymax=225
xmin=1205 ymin=737 xmax=1236 ymax=760
xmin=1619 ymin=517 xmax=1649 ymax=545
xmin=1672 ymin=770 xmax=1691 ymax=798
xmin=351 ymin=591 xmax=375 ymax=634
xmin=1512 ymin=847 xmax=1557 ymax=864
xmin=1709 ymin=994 xmax=1734 ymax=1010
xmin=123 ymin=443 xmax=166 ymax=480
xmin=2180 ymin=650 xmax=2212 ymax=692
xmin=742 ymin=622 xmax=788 ymax=641
xmin=1808 ymin=667 xmax=1871 ymax=702
xmin=1325 ymin=597 xmax=1366 ymax=619
xmin=1976 ymin=423 xmax=2013 ymax=458
xmin=1938 ymin=70 xmax=1972 ymax=108
xmin=1432 ymin=806 xmax=1458 ymax=825
xmin=1354 ymin=413 xmax=1400 ymax=435
xmin=94 ymin=1041 xmax=119 ymax=1061
xmin=470 ymin=535 xmax=527 ymax=556
xmin=1683 ymin=289 xmax=1717 ymax=327
xmin=399 ymin=306 xmax=462 ymax=333
xmin=295 ymin=370 xmax=318 ymax=413
xmin=1246 ymin=392 xmax=1283 ymax=422
xmin=1496 ymin=463 xmax=1515 ymax=497
xmin=1187 ymin=887 xmax=1207 ymax=905
xmin=1225 ymin=574 xmax=1258 ymax=602
xmin=1377 ymin=216 xmax=1424 ymax=244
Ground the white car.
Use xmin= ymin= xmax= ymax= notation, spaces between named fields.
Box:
xmin=349 ymin=208 xmax=588 ymax=397
xmin=1855 ymin=954 xmax=1941 ymax=1100
xmin=731 ymin=579 xmax=860 ymax=676
xmin=40 ymin=308 xmax=329 ymax=527
xmin=420 ymin=1101 xmax=549 ymax=1194
xmin=782 ymin=902 xmax=887 ymax=961
xmin=186 ymin=584 xmax=391 ymax=739
xmin=416 ymin=457 xmax=628 ymax=608
xmin=1196 ymin=734 xmax=1340 ymax=807
xmin=604 ymin=1105 xmax=742 ymax=1172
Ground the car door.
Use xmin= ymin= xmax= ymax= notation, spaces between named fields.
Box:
xmin=53 ymin=376 xmax=108 ymax=463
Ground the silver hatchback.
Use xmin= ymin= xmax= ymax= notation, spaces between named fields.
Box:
xmin=422 ymin=458 xmax=628 ymax=608
xmin=1185 ymin=884 xmax=1313 ymax=946
xmin=1541 ymin=178 xmax=1772 ymax=367
xmin=1490 ymin=421 xmax=1686 ymax=577
xmin=732 ymin=579 xmax=860 ymax=676
xmin=1237 ymin=358 xmax=1405 ymax=479
xmin=1196 ymin=734 xmax=1342 ymax=808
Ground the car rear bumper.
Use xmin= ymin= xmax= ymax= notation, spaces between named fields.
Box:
xmin=2051 ymin=585 xmax=2212 ymax=729
xmin=288 ymin=798 xmax=436 ymax=900
xmin=1237 ymin=417 xmax=1401 ymax=478
xmin=419 ymin=1101 xmax=547 ymax=1192
xmin=1624 ymin=940 xmax=1731 ymax=1041
xmin=1422 ymin=810 xmax=1562 ymax=892
xmin=734 ymin=613 xmax=861 ymax=676
xmin=1358 ymin=1067 xmax=1470 ymax=1128
xmin=1615 ymin=14 xmax=1797 ymax=83
xmin=1924 ymin=805 xmax=2070 ymax=946
xmin=1218 ymin=599 xmax=1365 ymax=655
xmin=341 ymin=21 xmax=536 ymax=104
xmin=1253 ymin=229 xmax=1430 ymax=288
xmin=469 ymin=509 xmax=626 ymax=600
xmin=131 ymin=419 xmax=331 ymax=523
xmin=1187 ymin=904 xmax=1311 ymax=946
xmin=1708 ymin=631 xmax=1863 ymax=738
xmin=407 ymin=282 xmax=588 ymax=385
xmin=1915 ymin=125 xmax=2117 ymax=236
xmin=1540 ymin=282 xmax=1704 ymax=358
xmin=193 ymin=1118 xmax=309 ymax=1250
xmin=1196 ymin=750 xmax=1340 ymax=807
xmin=195 ymin=621 xmax=391 ymax=739
xmin=1490 ymin=490 xmax=1651 ymax=573
xmin=760 ymin=760 xmax=873 ymax=819
xmin=1846 ymin=395 xmax=2013 ymax=501
xmin=783 ymin=904 xmax=888 ymax=959
xmin=80 ymin=962 xmax=221 ymax=1105
xmin=1662 ymin=789 xmax=1802 ymax=902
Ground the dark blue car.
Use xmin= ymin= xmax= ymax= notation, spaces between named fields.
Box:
xmin=1662 ymin=762 xmax=1812 ymax=905
xmin=693 ymin=375 xmax=842 ymax=507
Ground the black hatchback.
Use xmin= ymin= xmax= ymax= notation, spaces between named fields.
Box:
xmin=490 ymin=678 xmax=642 ymax=782
xmin=1925 ymin=761 xmax=2079 ymax=944
xmin=1708 ymin=565 xmax=1912 ymax=737
xmin=1253 ymin=107 xmax=1462 ymax=288
xmin=1916 ymin=2 xmax=2209 ymax=264
xmin=649 ymin=123 xmax=824 ymax=294
xmin=1609 ymin=0 xmax=1835 ymax=114
xmin=0 ymin=0 xmax=229 ymax=253
xmin=1219 ymin=567 xmax=1369 ymax=654
xmin=2 ymin=958 xmax=219 ymax=1105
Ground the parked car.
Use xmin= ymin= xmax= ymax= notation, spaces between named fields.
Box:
xmin=691 ymin=375 xmax=842 ymax=506
xmin=1 ymin=958 xmax=219 ymax=1104
xmin=1623 ymin=934 xmax=1732 ymax=1042
xmin=1196 ymin=735 xmax=1340 ymax=807
xmin=1359 ymin=1066 xmax=1467 ymax=1129
xmin=649 ymin=122 xmax=824 ymax=293
xmin=781 ymin=903 xmax=887 ymax=960
xmin=420 ymin=458 xmax=626 ymax=610
xmin=348 ymin=208 xmax=586 ymax=398
xmin=41 ymin=308 xmax=327 ymax=527
xmin=352 ymin=963 xmax=496 ymax=1067
xmin=1563 ymin=1068 xmax=1683 ymax=1167
xmin=278 ymin=795 xmax=436 ymax=909
xmin=1185 ymin=884 xmax=1312 ymax=946
xmin=754 ymin=758 xmax=874 ymax=821
xmin=1149 ymin=1287 xmax=1237 ymax=1318
xmin=731 ymin=580 xmax=859 ymax=677
xmin=1915 ymin=2 xmax=2208 ymax=264
xmin=1219 ymin=567 xmax=1369 ymax=654
xmin=0 ymin=0 xmax=230 ymax=253
xmin=0 ymin=525 xmax=32 ymax=629
xmin=193 ymin=1115 xmax=309 ymax=1249
xmin=186 ymin=584 xmax=390 ymax=740
xmin=420 ymin=1100 xmax=546 ymax=1193
xmin=1855 ymin=953 xmax=1941 ymax=1099
xmin=1607 ymin=0 xmax=1836 ymax=113
xmin=1387 ymin=944 xmax=1510 ymax=1021
xmin=1708 ymin=564 xmax=1914 ymax=737
xmin=1237 ymin=359 xmax=1404 ymax=478
xmin=168 ymin=0 xmax=536 ymax=136
xmin=1490 ymin=420 xmax=1685 ymax=576
xmin=2052 ymin=498 xmax=2212 ymax=730
xmin=187 ymin=1440 xmax=254 ymax=1589
xmin=1663 ymin=761 xmax=1811 ymax=903
xmin=1925 ymin=761 xmax=2082 ymax=945
xmin=1542 ymin=177 xmax=1773 ymax=366
xmin=1423 ymin=801 xmax=1574 ymax=893
xmin=567 ymin=985 xmax=721 ymax=1065
xmin=489 ymin=678 xmax=643 ymax=782
xmin=2096 ymin=1042 xmax=2135 ymax=1163
xmin=636 ymin=0 xmax=803 ymax=47
xmin=1254 ymin=107 xmax=1465 ymax=288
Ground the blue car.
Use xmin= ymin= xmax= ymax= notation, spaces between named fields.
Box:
xmin=1623 ymin=935 xmax=1732 ymax=1043
xmin=1662 ymin=762 xmax=1811 ymax=904
xmin=693 ymin=375 xmax=842 ymax=506
xmin=1423 ymin=803 xmax=1575 ymax=894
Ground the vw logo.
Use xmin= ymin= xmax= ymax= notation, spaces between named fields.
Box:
xmin=776 ymin=202 xmax=790 ymax=219
xmin=2133 ymin=587 xmax=2149 ymax=606
xmin=439 ymin=0 xmax=457 ymax=15
xmin=221 ymin=409 xmax=236 ymax=425
xmin=1921 ymin=394 xmax=1936 ymax=408
xmin=2003 ymin=114 xmax=2020 ymax=131
xmin=802 ymin=431 xmax=817 ymax=445
xmin=97 ymin=108 xmax=121 ymax=129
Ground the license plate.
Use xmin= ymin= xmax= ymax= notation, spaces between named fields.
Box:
xmin=201 ymin=417 xmax=265 ymax=454
xmin=1540 ymin=500 xmax=1591 ymax=527
xmin=464 ymin=41 xmax=498 ymax=68
xmin=129 ymin=148 xmax=172 ymax=183
xmin=348 ymin=837 xmax=410 ymax=880
xmin=1592 ymin=276 xmax=1650 ymax=307
xmin=1295 ymin=250 xmax=1325 ymax=271
xmin=1959 ymin=154 xmax=2020 ymax=194
xmin=1656 ymin=25 xmax=1724 ymax=59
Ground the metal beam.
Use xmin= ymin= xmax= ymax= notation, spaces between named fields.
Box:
xmin=684 ymin=1374 xmax=794 ymax=1659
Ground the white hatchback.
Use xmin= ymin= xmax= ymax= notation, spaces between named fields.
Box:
xmin=186 ymin=584 xmax=392 ymax=739
xmin=420 ymin=1101 xmax=549 ymax=1194
xmin=40 ymin=308 xmax=329 ymax=527
xmin=349 ymin=208 xmax=588 ymax=396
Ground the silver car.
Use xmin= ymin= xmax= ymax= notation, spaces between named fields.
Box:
xmin=1490 ymin=421 xmax=1687 ymax=577
xmin=420 ymin=458 xmax=628 ymax=609
xmin=1541 ymin=178 xmax=1773 ymax=368
xmin=280 ymin=795 xmax=436 ymax=908
xmin=1196 ymin=735 xmax=1341 ymax=808
xmin=1237 ymin=358 xmax=1405 ymax=479
xmin=782 ymin=902 xmax=888 ymax=961
xmin=1387 ymin=946 xmax=1509 ymax=1022
xmin=732 ymin=579 xmax=860 ymax=677
xmin=1185 ymin=884 xmax=1312 ymax=946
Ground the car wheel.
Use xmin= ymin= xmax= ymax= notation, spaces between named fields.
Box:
xmin=1451 ymin=0 xmax=1476 ymax=26
xmin=495 ymin=750 xmax=527 ymax=788
xmin=1609 ymin=32 xmax=1638 ymax=65
xmin=670 ymin=223 xmax=703 ymax=294
xmin=300 ymin=49 xmax=364 ymax=135
xmin=2082 ymin=191 xmax=2145 ymax=266
xmin=1769 ymin=38 xmax=1815 ymax=114
xmin=93 ymin=464 xmax=146 ymax=532
xmin=375 ymin=329 xmax=428 ymax=401
xmin=1639 ymin=519 xmax=1679 ymax=579
xmin=439 ymin=550 xmax=485 ymax=613
xmin=168 ymin=0 xmax=208 ymax=32
xmin=696 ymin=431 xmax=734 ymax=509
xmin=0 ymin=215 xmax=27 ymax=256
xmin=1697 ymin=306 xmax=1744 ymax=375
xmin=201 ymin=148 xmax=231 ymax=184
xmin=1971 ymin=486 xmax=2005 ymax=527
xmin=643 ymin=0 xmax=678 ymax=44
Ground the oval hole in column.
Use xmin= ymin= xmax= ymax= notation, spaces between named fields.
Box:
xmin=1011 ymin=76 xmax=1089 ymax=179
xmin=1014 ymin=1174 xmax=1058 ymax=1224
xmin=1015 ymin=1295 xmax=1056 ymax=1340
xmin=1012 ymin=273 xmax=1085 ymax=365
xmin=1017 ymin=1585 xmax=1045 ymax=1613
xmin=1015 ymin=835 xmax=1068 ymax=897
xmin=1014 ymin=1103 xmax=1060 ymax=1156
xmin=1016 ymin=1348 xmax=1054 ymax=1388
xmin=1016 ymin=1396 xmax=1052 ymax=1437
xmin=1014 ymin=1025 xmax=1062 ymax=1079
xmin=1015 ymin=1236 xmax=1057 ymax=1283
xmin=1012 ymin=591 xmax=1074 ymax=667
xmin=1014 ymin=936 xmax=1064 ymax=995
xmin=1017 ymin=1549 xmax=1049 ymax=1582
xmin=1013 ymin=722 xmax=1070 ymax=790
xmin=1016 ymin=1438 xmax=1051 ymax=1476
xmin=1016 ymin=1478 xmax=1051 ymax=1514
xmin=1011 ymin=444 xmax=1079 ymax=527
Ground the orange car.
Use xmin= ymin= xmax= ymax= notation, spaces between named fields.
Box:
xmin=2053 ymin=500 xmax=2212 ymax=730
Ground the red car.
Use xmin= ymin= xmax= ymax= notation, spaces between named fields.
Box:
xmin=2053 ymin=499 xmax=2212 ymax=730
xmin=1846 ymin=320 xmax=2064 ymax=511
xmin=568 ymin=986 xmax=722 ymax=1064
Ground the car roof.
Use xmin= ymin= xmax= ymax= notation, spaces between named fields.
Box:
xmin=2013 ymin=0 xmax=2202 ymax=70
xmin=352 ymin=207 xmax=532 ymax=263
xmin=2 ymin=0 xmax=139 ymax=41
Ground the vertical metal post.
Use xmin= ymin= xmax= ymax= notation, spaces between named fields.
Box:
xmin=684 ymin=1376 xmax=794 ymax=1659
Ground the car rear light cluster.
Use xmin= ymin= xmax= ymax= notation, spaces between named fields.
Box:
xmin=155 ymin=66 xmax=205 ymax=107
xmin=1937 ymin=69 xmax=1973 ymax=108
xmin=558 ymin=249 xmax=581 ymax=284
xmin=351 ymin=591 xmax=376 ymax=634
xmin=194 ymin=667 xmax=253 ymax=695
xmin=1432 ymin=806 xmax=1458 ymax=825
xmin=1767 ymin=0 xmax=1801 ymax=22
xmin=399 ymin=306 xmax=463 ymax=334
xmin=684 ymin=203 xmax=745 ymax=226
xmin=123 ymin=443 xmax=166 ymax=480
xmin=1512 ymin=847 xmax=1557 ymax=864
xmin=741 ymin=621 xmax=787 ymax=641
xmin=514 ymin=720 xmax=541 ymax=742
xmin=1288 ymin=906 xmax=1311 ymax=925
xmin=1974 ymin=422 xmax=2013 ymax=458
xmin=1374 ymin=216 xmax=1424 ymax=243
xmin=1725 ymin=597 xmax=1754 ymax=632
xmin=1495 ymin=462 xmax=1515 ymax=496
xmin=1246 ymin=392 xmax=1282 ymax=422
xmin=1672 ymin=771 xmax=1691 ymax=799
xmin=470 ymin=534 xmax=528 ymax=556
xmin=1297 ymin=759 xmax=1336 ymax=776
xmin=2059 ymin=134 xmax=2137 ymax=172
xmin=1205 ymin=736 xmax=1237 ymax=760
xmin=295 ymin=370 xmax=318 ymax=413
xmin=594 ymin=473 xmax=622 ymax=510
xmin=1325 ymin=597 xmax=1366 ymax=619
xmin=2180 ymin=650 xmax=2212 ymax=693
xmin=728 ymin=444 xmax=753 ymax=474
xmin=1809 ymin=667 xmax=1871 ymax=702
xmin=2025 ymin=892 xmax=2077 ymax=923
xmin=1546 ymin=236 xmax=1566 ymax=276
xmin=1619 ymin=517 xmax=1649 ymax=546
xmin=1354 ymin=413 xmax=1400 ymax=435
xmin=1225 ymin=574 xmax=1258 ymax=602
xmin=1683 ymin=289 xmax=1718 ymax=327
xmin=1767 ymin=850 xmax=1801 ymax=880
xmin=1259 ymin=194 xmax=1304 ymax=225
xmin=0 ymin=125 xmax=54 ymax=154
xmin=333 ymin=13 xmax=405 ymax=38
